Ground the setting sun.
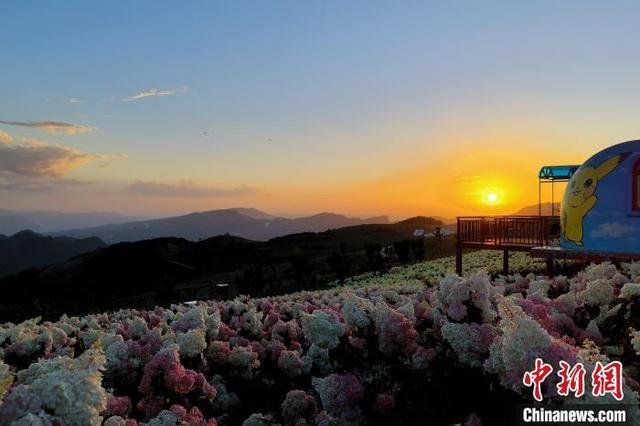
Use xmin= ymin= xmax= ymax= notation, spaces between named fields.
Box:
xmin=479 ymin=186 xmax=504 ymax=206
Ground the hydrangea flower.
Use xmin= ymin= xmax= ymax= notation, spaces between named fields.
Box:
xmin=281 ymin=390 xmax=317 ymax=424
xmin=301 ymin=310 xmax=345 ymax=350
xmin=312 ymin=373 xmax=364 ymax=421
xmin=0 ymin=349 xmax=107 ymax=426
xmin=373 ymin=303 xmax=417 ymax=356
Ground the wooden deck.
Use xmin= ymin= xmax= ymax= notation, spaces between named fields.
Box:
xmin=456 ymin=215 xmax=560 ymax=275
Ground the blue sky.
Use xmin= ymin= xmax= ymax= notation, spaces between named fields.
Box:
xmin=2 ymin=1 xmax=640 ymax=217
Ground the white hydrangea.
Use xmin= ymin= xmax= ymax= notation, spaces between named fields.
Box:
xmin=432 ymin=272 xmax=497 ymax=322
xmin=301 ymin=344 xmax=331 ymax=375
xmin=301 ymin=310 xmax=345 ymax=350
xmin=7 ymin=349 xmax=107 ymax=426
xmin=584 ymin=262 xmax=618 ymax=281
xmin=0 ymin=359 xmax=13 ymax=403
xmin=144 ymin=409 xmax=178 ymax=426
xmin=441 ymin=321 xmax=495 ymax=367
xmin=242 ymin=413 xmax=276 ymax=426
xmin=104 ymin=416 xmax=127 ymax=426
xmin=176 ymin=329 xmax=207 ymax=357
xmin=527 ymin=279 xmax=551 ymax=297
xmin=206 ymin=308 xmax=221 ymax=339
xmin=580 ymin=279 xmax=614 ymax=306
xmin=104 ymin=335 xmax=129 ymax=372
xmin=127 ymin=317 xmax=147 ymax=338
xmin=622 ymin=261 xmax=640 ymax=280
xmin=229 ymin=346 xmax=259 ymax=371
xmin=241 ymin=308 xmax=264 ymax=337
xmin=485 ymin=299 xmax=554 ymax=392
xmin=171 ymin=306 xmax=206 ymax=332
xmin=340 ymin=294 xmax=372 ymax=330
xmin=620 ymin=283 xmax=640 ymax=299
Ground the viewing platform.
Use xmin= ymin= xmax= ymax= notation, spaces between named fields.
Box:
xmin=455 ymin=215 xmax=560 ymax=275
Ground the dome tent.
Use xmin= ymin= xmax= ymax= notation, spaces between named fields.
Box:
xmin=561 ymin=139 xmax=640 ymax=253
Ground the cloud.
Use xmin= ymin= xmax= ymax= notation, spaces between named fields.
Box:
xmin=591 ymin=222 xmax=637 ymax=239
xmin=130 ymin=180 xmax=258 ymax=197
xmin=122 ymin=86 xmax=188 ymax=102
xmin=0 ymin=119 xmax=96 ymax=135
xmin=0 ymin=130 xmax=12 ymax=145
xmin=64 ymin=97 xmax=82 ymax=104
xmin=0 ymin=175 xmax=93 ymax=193
xmin=0 ymin=138 xmax=124 ymax=178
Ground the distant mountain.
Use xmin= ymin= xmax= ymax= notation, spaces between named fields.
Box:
xmin=513 ymin=202 xmax=560 ymax=216
xmin=50 ymin=208 xmax=390 ymax=243
xmin=433 ymin=216 xmax=456 ymax=225
xmin=0 ymin=230 xmax=106 ymax=278
xmin=0 ymin=210 xmax=137 ymax=235
xmin=231 ymin=207 xmax=275 ymax=220
xmin=1 ymin=216 xmax=447 ymax=321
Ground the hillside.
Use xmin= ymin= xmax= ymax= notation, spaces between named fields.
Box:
xmin=49 ymin=208 xmax=390 ymax=243
xmin=0 ymin=216 xmax=446 ymax=321
xmin=0 ymin=230 xmax=106 ymax=278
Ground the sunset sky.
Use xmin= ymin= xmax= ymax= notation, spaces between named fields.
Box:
xmin=2 ymin=1 xmax=640 ymax=219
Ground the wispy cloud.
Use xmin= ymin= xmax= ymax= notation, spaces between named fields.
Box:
xmin=64 ymin=97 xmax=82 ymax=104
xmin=130 ymin=180 xmax=257 ymax=197
xmin=122 ymin=86 xmax=188 ymax=102
xmin=0 ymin=119 xmax=96 ymax=135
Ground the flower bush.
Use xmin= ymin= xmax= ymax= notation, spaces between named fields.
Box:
xmin=0 ymin=251 xmax=639 ymax=424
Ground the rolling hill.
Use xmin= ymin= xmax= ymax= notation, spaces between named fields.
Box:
xmin=49 ymin=208 xmax=390 ymax=243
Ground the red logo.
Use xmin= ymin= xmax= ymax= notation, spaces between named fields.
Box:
xmin=523 ymin=358 xmax=553 ymax=402
xmin=592 ymin=361 xmax=624 ymax=401
xmin=523 ymin=359 xmax=624 ymax=401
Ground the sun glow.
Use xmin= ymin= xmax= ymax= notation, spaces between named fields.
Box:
xmin=481 ymin=187 xmax=504 ymax=205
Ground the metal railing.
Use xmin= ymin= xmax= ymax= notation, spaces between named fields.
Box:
xmin=457 ymin=215 xmax=560 ymax=247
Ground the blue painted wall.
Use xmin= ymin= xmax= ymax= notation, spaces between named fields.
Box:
xmin=560 ymin=140 xmax=640 ymax=253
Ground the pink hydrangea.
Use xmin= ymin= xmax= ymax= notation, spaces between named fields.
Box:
xmin=138 ymin=346 xmax=215 ymax=417
xmin=278 ymin=350 xmax=303 ymax=378
xmin=374 ymin=304 xmax=417 ymax=356
xmin=105 ymin=394 xmax=132 ymax=418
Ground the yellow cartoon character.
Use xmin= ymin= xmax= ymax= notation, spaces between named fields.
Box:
xmin=562 ymin=154 xmax=626 ymax=246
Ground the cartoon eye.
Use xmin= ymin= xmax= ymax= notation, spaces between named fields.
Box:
xmin=584 ymin=178 xmax=593 ymax=188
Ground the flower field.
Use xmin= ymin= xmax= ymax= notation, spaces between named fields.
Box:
xmin=1 ymin=252 xmax=639 ymax=425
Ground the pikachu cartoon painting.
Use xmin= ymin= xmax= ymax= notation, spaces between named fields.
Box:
xmin=562 ymin=154 xmax=627 ymax=246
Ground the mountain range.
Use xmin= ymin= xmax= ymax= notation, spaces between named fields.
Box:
xmin=0 ymin=210 xmax=136 ymax=235
xmin=49 ymin=208 xmax=390 ymax=243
